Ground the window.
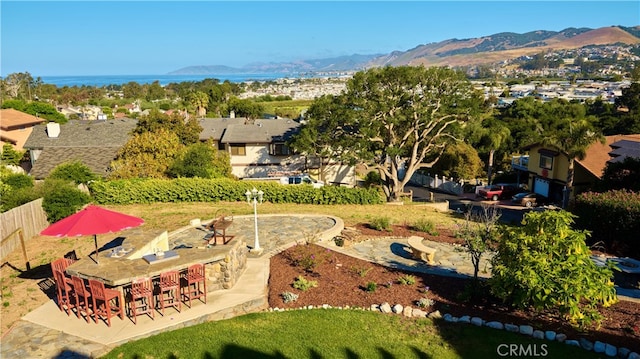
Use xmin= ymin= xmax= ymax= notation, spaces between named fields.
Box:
xmin=539 ymin=154 xmax=553 ymax=170
xmin=230 ymin=144 xmax=246 ymax=156
xmin=270 ymin=143 xmax=290 ymax=156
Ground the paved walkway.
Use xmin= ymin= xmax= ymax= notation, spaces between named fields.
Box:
xmin=2 ymin=213 xmax=638 ymax=358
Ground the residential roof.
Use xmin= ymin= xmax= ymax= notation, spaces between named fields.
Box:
xmin=577 ymin=134 xmax=640 ymax=178
xmin=0 ymin=108 xmax=45 ymax=130
xmin=23 ymin=118 xmax=137 ymax=149
xmin=198 ymin=117 xmax=300 ymax=144
xmin=29 ymin=147 xmax=121 ymax=179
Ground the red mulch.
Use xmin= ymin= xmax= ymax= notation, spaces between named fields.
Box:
xmin=268 ymin=224 xmax=640 ymax=353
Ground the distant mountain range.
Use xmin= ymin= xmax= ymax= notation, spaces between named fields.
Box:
xmin=168 ymin=25 xmax=640 ymax=75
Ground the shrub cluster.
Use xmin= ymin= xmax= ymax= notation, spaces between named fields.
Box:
xmin=292 ymin=276 xmax=317 ymax=292
xmin=89 ymin=178 xmax=383 ymax=205
xmin=573 ymin=190 xmax=640 ymax=257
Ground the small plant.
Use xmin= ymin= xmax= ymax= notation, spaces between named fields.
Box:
xmin=384 ymin=281 xmax=393 ymax=289
xmin=421 ymin=286 xmax=430 ymax=294
xmin=281 ymin=291 xmax=299 ymax=303
xmin=413 ymin=219 xmax=439 ymax=236
xmin=365 ymin=282 xmax=377 ymax=292
xmin=333 ymin=236 xmax=345 ymax=247
xmin=350 ymin=265 xmax=372 ymax=277
xmin=292 ymin=276 xmax=318 ymax=292
xmin=397 ymin=274 xmax=416 ymax=285
xmin=370 ymin=216 xmax=391 ymax=231
xmin=416 ymin=297 xmax=435 ymax=308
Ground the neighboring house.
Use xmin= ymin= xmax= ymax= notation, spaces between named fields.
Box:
xmin=199 ymin=117 xmax=356 ymax=185
xmin=519 ymin=134 xmax=640 ymax=203
xmin=23 ymin=118 xmax=137 ymax=179
xmin=0 ymin=108 xmax=46 ymax=151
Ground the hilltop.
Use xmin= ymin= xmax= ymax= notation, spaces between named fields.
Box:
xmin=169 ymin=25 xmax=640 ymax=75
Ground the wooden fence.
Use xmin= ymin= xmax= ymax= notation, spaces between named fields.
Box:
xmin=1 ymin=198 xmax=49 ymax=262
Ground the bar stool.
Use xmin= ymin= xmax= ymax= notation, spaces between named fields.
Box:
xmin=157 ymin=270 xmax=181 ymax=315
xmin=51 ymin=258 xmax=74 ymax=285
xmin=181 ymin=263 xmax=207 ymax=308
xmin=89 ymin=279 xmax=124 ymax=327
xmin=129 ymin=277 xmax=155 ymax=324
xmin=52 ymin=269 xmax=75 ymax=315
xmin=71 ymin=276 xmax=92 ymax=322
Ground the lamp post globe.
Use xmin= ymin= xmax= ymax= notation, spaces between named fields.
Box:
xmin=245 ymin=188 xmax=263 ymax=253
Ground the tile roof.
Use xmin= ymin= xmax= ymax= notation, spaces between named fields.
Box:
xmin=23 ymin=118 xmax=137 ymax=149
xmin=0 ymin=108 xmax=45 ymax=130
xmin=28 ymin=147 xmax=121 ymax=179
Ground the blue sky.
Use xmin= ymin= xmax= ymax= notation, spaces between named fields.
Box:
xmin=1 ymin=1 xmax=639 ymax=76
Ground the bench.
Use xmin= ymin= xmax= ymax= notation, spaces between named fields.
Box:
xmin=407 ymin=236 xmax=437 ymax=264
xmin=204 ymin=210 xmax=234 ymax=245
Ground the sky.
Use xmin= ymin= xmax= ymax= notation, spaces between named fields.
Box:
xmin=1 ymin=1 xmax=639 ymax=76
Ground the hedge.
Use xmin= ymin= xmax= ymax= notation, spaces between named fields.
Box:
xmin=89 ymin=178 xmax=384 ymax=205
xmin=573 ymin=189 xmax=640 ymax=258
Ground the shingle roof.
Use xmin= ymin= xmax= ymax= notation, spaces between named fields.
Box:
xmin=198 ymin=117 xmax=300 ymax=143
xmin=23 ymin=118 xmax=137 ymax=149
xmin=0 ymin=108 xmax=45 ymax=130
xmin=577 ymin=134 xmax=640 ymax=178
xmin=29 ymin=147 xmax=121 ymax=179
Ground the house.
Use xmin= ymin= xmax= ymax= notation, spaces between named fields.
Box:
xmin=22 ymin=118 xmax=137 ymax=179
xmin=520 ymin=134 xmax=640 ymax=204
xmin=198 ymin=117 xmax=356 ymax=185
xmin=0 ymin=108 xmax=46 ymax=151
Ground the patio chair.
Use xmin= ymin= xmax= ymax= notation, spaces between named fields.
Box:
xmin=157 ymin=270 xmax=181 ymax=315
xmin=52 ymin=269 xmax=75 ymax=315
xmin=129 ymin=277 xmax=155 ymax=324
xmin=89 ymin=279 xmax=124 ymax=327
xmin=50 ymin=258 xmax=74 ymax=285
xmin=71 ymin=276 xmax=92 ymax=323
xmin=181 ymin=263 xmax=207 ymax=308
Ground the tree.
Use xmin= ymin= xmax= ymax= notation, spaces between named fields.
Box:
xmin=122 ymin=81 xmax=144 ymax=99
xmin=431 ymin=141 xmax=483 ymax=180
xmin=1 ymin=144 xmax=24 ymax=165
xmin=226 ymin=97 xmax=264 ymax=119
xmin=168 ymin=141 xmax=232 ymax=179
xmin=598 ymin=156 xmax=640 ymax=192
xmin=291 ymin=66 xmax=485 ymax=202
xmin=188 ymin=91 xmax=209 ymax=118
xmin=457 ymin=203 xmax=500 ymax=289
xmin=133 ymin=109 xmax=202 ymax=145
xmin=2 ymin=72 xmax=36 ymax=100
xmin=145 ymin=81 xmax=166 ymax=101
xmin=109 ymin=128 xmax=185 ymax=179
xmin=490 ymin=210 xmax=617 ymax=328
xmin=48 ymin=161 xmax=98 ymax=185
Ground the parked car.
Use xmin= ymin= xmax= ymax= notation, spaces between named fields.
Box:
xmin=477 ymin=183 xmax=524 ymax=201
xmin=511 ymin=192 xmax=550 ymax=208
xmin=279 ymin=174 xmax=324 ymax=188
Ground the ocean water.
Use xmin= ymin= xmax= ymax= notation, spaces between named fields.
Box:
xmin=39 ymin=73 xmax=329 ymax=87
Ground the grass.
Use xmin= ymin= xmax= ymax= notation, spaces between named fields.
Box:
xmin=101 ymin=309 xmax=602 ymax=359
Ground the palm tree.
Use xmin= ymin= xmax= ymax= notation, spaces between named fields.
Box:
xmin=542 ymin=118 xmax=605 ymax=208
xmin=189 ymin=91 xmax=209 ymax=118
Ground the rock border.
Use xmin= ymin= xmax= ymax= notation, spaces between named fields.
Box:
xmin=267 ymin=303 xmax=639 ymax=359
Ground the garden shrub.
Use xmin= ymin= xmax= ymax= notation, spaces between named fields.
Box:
xmin=573 ymin=190 xmax=640 ymax=258
xmin=281 ymin=291 xmax=299 ymax=303
xmin=365 ymin=282 xmax=377 ymax=292
xmin=412 ymin=218 xmax=439 ymax=235
xmin=3 ymin=173 xmax=33 ymax=189
xmin=490 ymin=210 xmax=617 ymax=328
xmin=89 ymin=177 xmax=383 ymax=205
xmin=48 ymin=161 xmax=98 ymax=185
xmin=369 ymin=216 xmax=391 ymax=231
xmin=416 ymin=297 xmax=435 ymax=308
xmin=42 ymin=179 xmax=91 ymax=222
xmin=397 ymin=274 xmax=416 ymax=285
xmin=292 ymin=276 xmax=317 ymax=292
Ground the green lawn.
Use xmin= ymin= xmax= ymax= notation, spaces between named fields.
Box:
xmin=101 ymin=309 xmax=600 ymax=359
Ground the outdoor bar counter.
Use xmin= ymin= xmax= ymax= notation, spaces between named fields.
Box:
xmin=65 ymin=226 xmax=248 ymax=292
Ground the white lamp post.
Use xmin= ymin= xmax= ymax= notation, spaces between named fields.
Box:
xmin=245 ymin=187 xmax=264 ymax=252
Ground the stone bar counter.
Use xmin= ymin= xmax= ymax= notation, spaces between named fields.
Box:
xmin=66 ymin=226 xmax=248 ymax=292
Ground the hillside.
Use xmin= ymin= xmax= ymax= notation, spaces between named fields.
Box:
xmin=169 ymin=26 xmax=640 ymax=75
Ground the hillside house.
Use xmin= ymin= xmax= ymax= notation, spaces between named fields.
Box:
xmin=519 ymin=134 xmax=640 ymax=204
xmin=0 ymin=109 xmax=46 ymax=151
xmin=198 ymin=117 xmax=356 ymax=185
xmin=23 ymin=118 xmax=137 ymax=179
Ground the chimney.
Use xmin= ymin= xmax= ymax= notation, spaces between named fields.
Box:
xmin=229 ymin=110 xmax=235 ymax=118
xmin=46 ymin=122 xmax=61 ymax=138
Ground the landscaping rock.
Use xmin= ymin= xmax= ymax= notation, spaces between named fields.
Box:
xmin=618 ymin=347 xmax=631 ymax=358
xmin=392 ymin=304 xmax=404 ymax=314
xmin=486 ymin=321 xmax=503 ymax=330
xmin=555 ymin=333 xmax=567 ymax=342
xmin=380 ymin=302 xmax=392 ymax=313
xmin=458 ymin=315 xmax=470 ymax=323
xmin=427 ymin=310 xmax=442 ymax=319
xmin=519 ymin=325 xmax=534 ymax=335
xmin=532 ymin=330 xmax=544 ymax=340
xmin=412 ymin=308 xmax=427 ymax=318
xmin=580 ymin=338 xmax=594 ymax=351
xmin=370 ymin=304 xmax=379 ymax=311
xmin=470 ymin=317 xmax=483 ymax=326
xmin=402 ymin=306 xmax=413 ymax=317
xmin=605 ymin=344 xmax=617 ymax=357
xmin=628 ymin=352 xmax=640 ymax=359
xmin=594 ymin=341 xmax=606 ymax=353
xmin=544 ymin=331 xmax=556 ymax=341
xmin=505 ymin=324 xmax=519 ymax=333
xmin=565 ymin=340 xmax=580 ymax=347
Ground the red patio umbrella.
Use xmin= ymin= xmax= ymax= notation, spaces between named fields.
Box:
xmin=40 ymin=204 xmax=144 ymax=264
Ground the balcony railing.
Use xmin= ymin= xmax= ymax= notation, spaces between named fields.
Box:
xmin=511 ymin=155 xmax=529 ymax=171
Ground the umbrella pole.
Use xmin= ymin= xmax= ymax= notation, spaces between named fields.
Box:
xmin=94 ymin=234 xmax=99 ymax=264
